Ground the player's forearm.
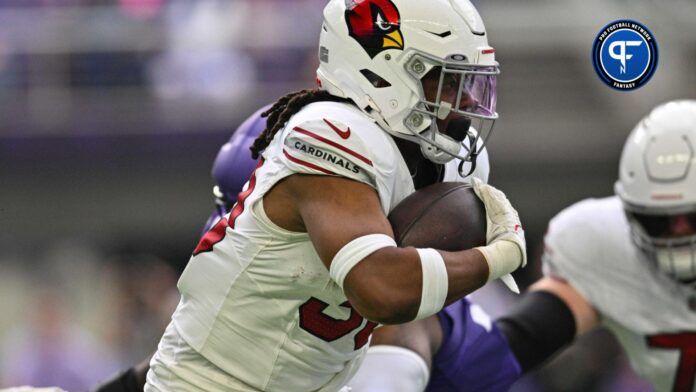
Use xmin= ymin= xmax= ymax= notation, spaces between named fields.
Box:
xmin=344 ymin=246 xmax=488 ymax=324
xmin=441 ymin=248 xmax=489 ymax=302
xmin=344 ymin=246 xmax=422 ymax=324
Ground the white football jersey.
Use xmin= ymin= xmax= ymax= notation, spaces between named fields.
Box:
xmin=543 ymin=196 xmax=696 ymax=392
xmin=168 ymin=101 xmax=415 ymax=391
xmin=152 ymin=100 xmax=490 ymax=392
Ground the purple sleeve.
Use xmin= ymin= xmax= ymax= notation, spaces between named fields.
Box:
xmin=426 ymin=298 xmax=522 ymax=392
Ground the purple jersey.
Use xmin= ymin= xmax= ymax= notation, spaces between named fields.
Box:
xmin=427 ymin=298 xmax=522 ymax=392
xmin=208 ymin=107 xmax=523 ymax=391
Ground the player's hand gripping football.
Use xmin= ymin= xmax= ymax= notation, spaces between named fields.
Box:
xmin=471 ymin=178 xmax=526 ymax=293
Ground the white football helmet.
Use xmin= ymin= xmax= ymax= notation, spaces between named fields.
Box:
xmin=615 ymin=100 xmax=696 ymax=288
xmin=317 ymin=0 xmax=499 ymax=168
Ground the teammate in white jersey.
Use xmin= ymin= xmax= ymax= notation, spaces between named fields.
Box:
xmin=535 ymin=100 xmax=696 ymax=392
xmin=423 ymin=100 xmax=696 ymax=391
xmin=143 ymin=0 xmax=526 ymax=391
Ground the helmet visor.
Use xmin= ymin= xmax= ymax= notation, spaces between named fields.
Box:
xmin=421 ymin=65 xmax=498 ymax=120
xmin=403 ymin=53 xmax=499 ymax=168
xmin=628 ymin=211 xmax=696 ymax=239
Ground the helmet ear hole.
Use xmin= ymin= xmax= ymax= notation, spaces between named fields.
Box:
xmin=359 ymin=69 xmax=392 ymax=88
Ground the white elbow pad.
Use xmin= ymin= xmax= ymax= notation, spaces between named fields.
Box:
xmin=414 ymin=248 xmax=448 ymax=320
xmin=330 ymin=234 xmax=397 ymax=288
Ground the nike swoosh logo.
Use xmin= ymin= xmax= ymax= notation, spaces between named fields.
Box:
xmin=324 ymin=118 xmax=351 ymax=139
xmin=426 ymin=30 xmax=451 ymax=38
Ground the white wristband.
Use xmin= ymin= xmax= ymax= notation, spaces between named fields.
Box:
xmin=415 ymin=248 xmax=448 ymax=320
xmin=476 ymin=241 xmax=522 ymax=281
xmin=330 ymin=234 xmax=397 ymax=289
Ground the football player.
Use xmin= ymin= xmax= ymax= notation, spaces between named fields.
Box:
xmin=141 ymin=0 xmax=525 ymax=391
xmin=206 ymin=111 xmax=529 ymax=392
xmin=207 ymin=109 xmax=524 ymax=392
xmin=97 ymin=99 xmax=520 ymax=392
xmin=534 ymin=100 xmax=696 ymax=392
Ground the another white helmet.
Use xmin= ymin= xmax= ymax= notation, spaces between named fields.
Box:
xmin=317 ymin=0 xmax=499 ymax=167
xmin=615 ymin=100 xmax=696 ymax=287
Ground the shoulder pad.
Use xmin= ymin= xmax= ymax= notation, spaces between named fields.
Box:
xmin=541 ymin=197 xmax=625 ymax=304
xmin=278 ymin=102 xmax=399 ymax=189
xmin=282 ymin=117 xmax=377 ymax=186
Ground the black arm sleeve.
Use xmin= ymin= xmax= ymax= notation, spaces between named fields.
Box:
xmin=92 ymin=367 xmax=142 ymax=392
xmin=495 ymin=290 xmax=576 ymax=372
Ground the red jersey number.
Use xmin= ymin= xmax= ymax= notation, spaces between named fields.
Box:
xmin=192 ymin=159 xmax=264 ymax=256
xmin=193 ymin=217 xmax=229 ymax=256
xmin=646 ymin=332 xmax=696 ymax=392
xmin=299 ymin=297 xmax=377 ymax=350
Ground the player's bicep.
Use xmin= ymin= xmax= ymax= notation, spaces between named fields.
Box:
xmin=288 ymin=174 xmax=394 ymax=268
xmin=288 ymin=174 xmax=425 ymax=324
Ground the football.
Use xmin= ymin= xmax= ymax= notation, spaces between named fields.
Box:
xmin=388 ymin=182 xmax=487 ymax=250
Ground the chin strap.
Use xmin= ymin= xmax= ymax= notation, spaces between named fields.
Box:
xmin=458 ymin=131 xmax=480 ymax=177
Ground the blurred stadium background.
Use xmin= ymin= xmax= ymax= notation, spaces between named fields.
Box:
xmin=0 ymin=0 xmax=694 ymax=390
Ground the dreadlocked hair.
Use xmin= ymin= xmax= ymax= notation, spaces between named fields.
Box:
xmin=250 ymin=89 xmax=352 ymax=159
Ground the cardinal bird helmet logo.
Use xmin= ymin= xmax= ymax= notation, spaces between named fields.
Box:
xmin=345 ymin=0 xmax=404 ymax=59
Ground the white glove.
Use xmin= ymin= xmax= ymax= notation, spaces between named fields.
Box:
xmin=471 ymin=178 xmax=526 ymax=293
